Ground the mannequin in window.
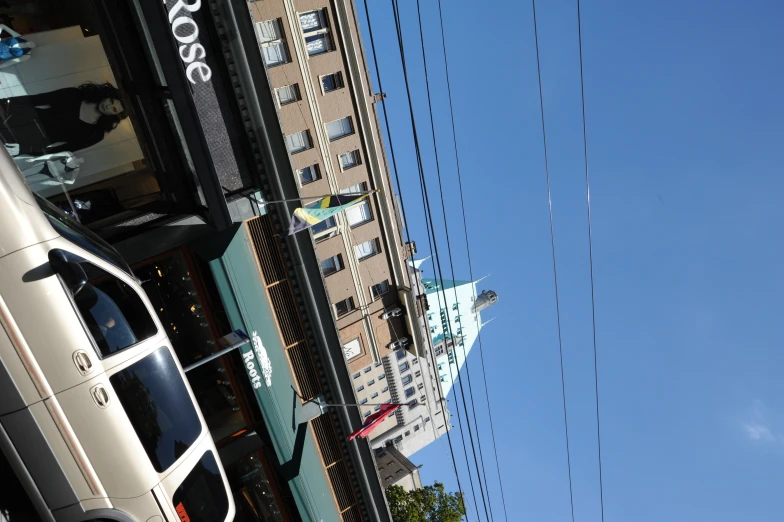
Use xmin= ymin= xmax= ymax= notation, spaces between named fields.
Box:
xmin=1 ymin=82 xmax=128 ymax=156
xmin=0 ymin=24 xmax=35 ymax=69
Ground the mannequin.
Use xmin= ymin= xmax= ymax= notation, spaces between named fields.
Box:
xmin=0 ymin=24 xmax=34 ymax=68
xmin=0 ymin=82 xmax=127 ymax=156
xmin=14 ymin=151 xmax=84 ymax=187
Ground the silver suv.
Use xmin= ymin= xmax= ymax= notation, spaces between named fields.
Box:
xmin=0 ymin=149 xmax=235 ymax=522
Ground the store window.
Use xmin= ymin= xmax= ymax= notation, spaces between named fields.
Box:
xmin=0 ymin=7 xmax=178 ymax=228
xmin=226 ymin=452 xmax=286 ymax=522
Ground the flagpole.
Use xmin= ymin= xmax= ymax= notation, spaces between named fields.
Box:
xmin=247 ymin=189 xmax=379 ymax=206
xmin=317 ymin=401 xmax=422 ymax=408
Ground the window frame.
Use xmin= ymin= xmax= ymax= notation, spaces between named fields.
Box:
xmin=354 ymin=238 xmax=380 ymax=261
xmin=298 ymin=163 xmax=321 ymax=185
xmin=370 ymin=279 xmax=390 ymax=299
xmin=335 ymin=296 xmax=356 ymax=316
xmin=338 ymin=150 xmax=362 ymax=171
xmin=299 ymin=9 xmax=334 ymax=57
xmin=255 ymin=19 xmax=290 ymax=67
xmin=320 ymin=71 xmax=345 ymax=93
xmin=69 ymin=261 xmax=159 ymax=359
xmin=286 ymin=130 xmax=313 ymax=154
xmin=320 ymin=254 xmax=344 ymax=276
xmin=276 ymin=83 xmax=301 ymax=106
xmin=326 ymin=116 xmax=354 ymax=141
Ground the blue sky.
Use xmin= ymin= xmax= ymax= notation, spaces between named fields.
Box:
xmin=357 ymin=0 xmax=784 ymax=520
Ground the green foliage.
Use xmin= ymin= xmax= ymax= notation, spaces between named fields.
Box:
xmin=386 ymin=482 xmax=466 ymax=522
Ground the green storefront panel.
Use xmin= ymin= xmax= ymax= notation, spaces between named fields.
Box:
xmin=204 ymin=225 xmax=341 ymax=522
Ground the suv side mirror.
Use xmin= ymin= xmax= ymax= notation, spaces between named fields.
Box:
xmin=49 ymin=249 xmax=87 ymax=295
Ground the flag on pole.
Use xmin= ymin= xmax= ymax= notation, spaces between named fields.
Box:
xmin=288 ymin=192 xmax=373 ymax=236
xmin=347 ymin=403 xmax=401 ymax=441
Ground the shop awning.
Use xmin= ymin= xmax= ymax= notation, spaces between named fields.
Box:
xmin=203 ymin=224 xmax=341 ymax=522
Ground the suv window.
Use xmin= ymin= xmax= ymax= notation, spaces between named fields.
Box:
xmin=73 ymin=265 xmax=157 ymax=357
xmin=110 ymin=347 xmax=202 ymax=472
xmin=172 ymin=451 xmax=229 ymax=522
xmin=35 ymin=193 xmax=133 ymax=277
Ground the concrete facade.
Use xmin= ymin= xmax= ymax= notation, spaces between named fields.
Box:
xmin=247 ymin=0 xmax=420 ymax=375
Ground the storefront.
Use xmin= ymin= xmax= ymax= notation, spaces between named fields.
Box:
xmin=0 ymin=0 xmax=255 ymax=233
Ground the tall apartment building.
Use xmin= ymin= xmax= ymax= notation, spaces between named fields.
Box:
xmin=248 ymin=0 xmax=427 ymax=377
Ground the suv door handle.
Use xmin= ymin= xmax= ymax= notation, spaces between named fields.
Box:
xmin=72 ymin=350 xmax=93 ymax=375
xmin=90 ymin=384 xmax=110 ymax=408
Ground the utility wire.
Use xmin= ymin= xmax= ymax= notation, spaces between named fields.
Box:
xmin=360 ymin=0 xmax=471 ymax=513
xmin=433 ymin=1 xmax=510 ymax=520
xmin=576 ymin=1 xmax=606 ymax=520
xmin=410 ymin=1 xmax=495 ymax=520
xmin=531 ymin=1 xmax=576 ymax=521
xmin=389 ymin=0 xmax=489 ymax=518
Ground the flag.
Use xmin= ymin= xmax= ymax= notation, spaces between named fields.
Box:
xmin=348 ymin=403 xmax=401 ymax=441
xmin=288 ymin=193 xmax=371 ymax=235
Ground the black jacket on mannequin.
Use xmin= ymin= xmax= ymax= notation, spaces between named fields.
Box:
xmin=0 ymin=88 xmax=108 ymax=155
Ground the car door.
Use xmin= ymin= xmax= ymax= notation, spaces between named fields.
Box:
xmin=55 ymin=340 xmax=208 ymax=499
xmin=0 ymin=236 xmax=161 ymax=397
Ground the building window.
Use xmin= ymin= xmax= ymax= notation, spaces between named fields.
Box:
xmin=339 ymin=150 xmax=362 ymax=170
xmin=382 ymin=386 xmax=389 ymax=392
xmin=298 ymin=164 xmax=321 ymax=185
xmin=320 ymin=254 xmax=344 ymax=276
xmin=425 ymin=417 xmax=431 ymax=423
xmin=299 ymin=9 xmax=333 ymax=56
xmin=341 ymin=182 xmax=367 ymax=196
xmin=364 ymin=366 xmax=372 ymax=373
xmin=366 ymin=412 xmax=372 ymax=418
xmin=452 ymin=302 xmax=459 ymax=311
xmin=415 ymin=371 xmax=421 ymax=378
xmin=399 ymin=362 xmax=410 ymax=373
xmin=378 ymin=374 xmax=385 ymax=380
xmin=276 ymin=84 xmax=301 ymax=105
xmin=371 ymin=392 xmax=378 ymax=399
xmin=360 ymin=398 xmax=368 ymax=404
xmin=326 ymin=117 xmax=354 ymax=141
xmin=375 ymin=405 xmax=382 ymax=411
xmin=368 ymin=379 xmax=375 ymax=386
xmin=402 ymin=374 xmax=412 ymax=385
xmin=404 ymin=431 xmax=411 ymax=437
xmin=256 ymin=19 xmax=289 ymax=67
xmin=346 ymin=199 xmax=372 ymax=228
xmin=354 ymin=238 xmax=380 ymax=260
xmin=335 ymin=297 xmax=356 ymax=316
xmin=322 ymin=72 xmax=345 ymax=92
xmin=396 ymin=349 xmax=406 ymax=360
xmin=285 ymin=130 xmax=312 ymax=154
xmin=414 ymin=425 xmax=420 ymax=432
xmin=357 ymin=385 xmax=364 ymax=392
xmin=353 ymin=372 xmax=361 ymax=379
xmin=404 ymin=388 xmax=415 ymax=398
xmin=375 ymin=361 xmax=383 ymax=367
xmin=370 ymin=280 xmax=390 ymax=299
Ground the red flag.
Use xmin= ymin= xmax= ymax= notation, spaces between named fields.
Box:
xmin=348 ymin=403 xmax=401 ymax=441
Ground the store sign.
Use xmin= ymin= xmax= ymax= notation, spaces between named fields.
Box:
xmin=164 ymin=0 xmax=212 ymax=84
xmin=241 ymin=331 xmax=272 ymax=389
xmin=343 ymin=339 xmax=362 ymax=361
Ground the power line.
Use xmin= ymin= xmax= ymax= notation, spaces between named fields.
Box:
xmin=530 ymin=1 xmax=576 ymax=522
xmin=409 ymin=0 xmax=495 ymax=520
xmin=433 ymin=1 xmax=510 ymax=520
xmin=576 ymin=1 xmax=606 ymax=521
xmin=388 ymin=0 xmax=490 ymax=518
xmin=360 ymin=0 xmax=471 ymax=514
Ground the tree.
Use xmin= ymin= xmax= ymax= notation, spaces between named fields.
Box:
xmin=386 ymin=481 xmax=466 ymax=522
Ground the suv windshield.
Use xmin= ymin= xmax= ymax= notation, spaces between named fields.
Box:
xmin=34 ymin=193 xmax=133 ymax=277
xmin=110 ymin=347 xmax=202 ymax=472
xmin=173 ymin=451 xmax=229 ymax=522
